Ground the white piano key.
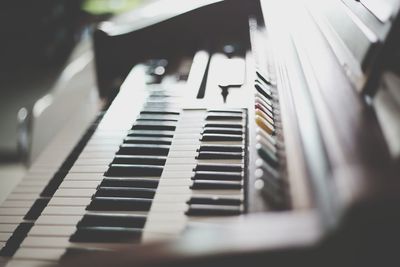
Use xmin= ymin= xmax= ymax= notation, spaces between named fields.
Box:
xmin=12 ymin=186 xmax=44 ymax=194
xmin=73 ymin=158 xmax=112 ymax=165
xmin=20 ymin=236 xmax=71 ymax=249
xmin=0 ymin=216 xmax=24 ymax=224
xmin=162 ymin=165 xmax=195 ymax=171
xmin=161 ymin=171 xmax=194 ymax=179
xmin=69 ymin=165 xmax=108 ymax=173
xmin=167 ymin=151 xmax=198 ymax=158
xmin=0 ymin=200 xmax=35 ymax=208
xmin=13 ymin=248 xmax=65 ymax=261
xmin=41 ymin=206 xmax=86 ymax=216
xmin=0 ymin=208 xmax=30 ymax=216
xmin=53 ymin=189 xmax=96 ymax=198
xmin=169 ymin=145 xmax=200 ymax=151
xmin=59 ymin=181 xmax=100 ymax=189
xmin=63 ymin=173 xmax=103 ymax=181
xmin=48 ymin=197 xmax=91 ymax=207
xmin=0 ymin=232 xmax=12 ymax=241
xmin=6 ymin=259 xmax=55 ymax=267
xmin=35 ymin=215 xmax=82 ymax=226
xmin=29 ymin=225 xmax=76 ymax=237
xmin=149 ymin=203 xmax=187 ymax=212
xmin=0 ymin=224 xmax=18 ymax=233
xmin=6 ymin=193 xmax=39 ymax=201
xmin=78 ymin=151 xmax=116 ymax=159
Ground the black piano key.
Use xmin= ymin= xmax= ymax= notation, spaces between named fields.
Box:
xmin=191 ymin=180 xmax=242 ymax=190
xmin=87 ymin=197 xmax=152 ymax=212
xmin=117 ymin=144 xmax=170 ymax=156
xmin=70 ymin=227 xmax=142 ymax=243
xmin=197 ymin=151 xmax=243 ymax=160
xmin=193 ymin=171 xmax=243 ymax=181
xmin=95 ymin=187 xmax=156 ymax=199
xmin=203 ymin=127 xmax=243 ymax=135
xmin=0 ymin=222 xmax=34 ymax=257
xmin=100 ymin=178 xmax=158 ymax=188
xmin=77 ymin=214 xmax=146 ymax=228
xmin=207 ymin=109 xmax=243 ymax=114
xmin=186 ymin=204 xmax=241 ymax=216
xmin=205 ymin=123 xmax=243 ymax=129
xmin=112 ymin=155 xmax=166 ymax=165
xmin=61 ymin=247 xmax=111 ymax=261
xmin=187 ymin=196 xmax=242 ymax=206
xmin=131 ymin=123 xmax=176 ymax=131
xmin=199 ymin=145 xmax=243 ymax=153
xmin=23 ymin=198 xmax=49 ymax=220
xmin=127 ymin=130 xmax=174 ymax=137
xmin=257 ymin=144 xmax=279 ymax=168
xmin=201 ymin=134 xmax=243 ymax=142
xmin=205 ymin=114 xmax=243 ymax=121
xmin=194 ymin=163 xmax=242 ymax=172
xmin=140 ymin=110 xmax=180 ymax=115
xmin=105 ymin=164 xmax=164 ymax=177
xmin=124 ymin=137 xmax=172 ymax=145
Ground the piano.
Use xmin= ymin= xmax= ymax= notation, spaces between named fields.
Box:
xmin=1 ymin=0 xmax=400 ymax=266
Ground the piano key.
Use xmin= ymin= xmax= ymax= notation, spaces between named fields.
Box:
xmin=186 ymin=204 xmax=242 ymax=216
xmin=112 ymin=155 xmax=166 ymax=165
xmin=187 ymin=196 xmax=242 ymax=206
xmin=200 ymin=134 xmax=243 ymax=142
xmin=0 ymin=216 xmax=24 ymax=224
xmin=61 ymin=247 xmax=111 ymax=261
xmin=0 ymin=224 xmax=18 ymax=233
xmin=95 ymin=187 xmax=156 ymax=199
xmin=140 ymin=110 xmax=180 ymax=115
xmin=105 ymin=164 xmax=164 ymax=177
xmin=136 ymin=118 xmax=178 ymax=122
xmin=41 ymin=206 xmax=86 ymax=216
xmin=29 ymin=225 xmax=76 ymax=236
xmin=100 ymin=178 xmax=159 ymax=188
xmin=23 ymin=198 xmax=49 ymax=220
xmin=204 ymin=123 xmax=243 ymax=128
xmin=20 ymin=236 xmax=71 ymax=248
xmin=117 ymin=144 xmax=170 ymax=156
xmin=69 ymin=165 xmax=108 ymax=173
xmin=123 ymin=137 xmax=172 ymax=145
xmin=137 ymin=114 xmax=179 ymax=121
xmin=205 ymin=114 xmax=243 ymax=121
xmin=48 ymin=197 xmax=90 ymax=207
xmin=77 ymin=214 xmax=146 ymax=228
xmin=127 ymin=130 xmax=174 ymax=138
xmin=194 ymin=163 xmax=242 ymax=172
xmin=207 ymin=109 xmax=243 ymax=114
xmin=1 ymin=200 xmax=35 ymax=208
xmin=202 ymin=127 xmax=243 ymax=135
xmin=59 ymin=181 xmax=100 ymax=189
xmin=87 ymin=197 xmax=152 ymax=212
xmin=1 ymin=223 xmax=34 ymax=257
xmin=191 ymin=180 xmax=242 ymax=190
xmin=70 ymin=227 xmax=142 ymax=243
xmin=192 ymin=171 xmax=243 ymax=181
xmin=197 ymin=151 xmax=243 ymax=160
xmin=53 ymin=189 xmax=97 ymax=198
xmin=131 ymin=123 xmax=176 ymax=131
xmin=13 ymin=247 xmax=65 ymax=261
xmin=0 ymin=233 xmax=11 ymax=241
xmin=198 ymin=145 xmax=243 ymax=153
xmin=35 ymin=215 xmax=82 ymax=226
xmin=6 ymin=194 xmax=39 ymax=201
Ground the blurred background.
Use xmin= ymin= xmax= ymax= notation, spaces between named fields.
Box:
xmin=0 ymin=0 xmax=152 ymax=201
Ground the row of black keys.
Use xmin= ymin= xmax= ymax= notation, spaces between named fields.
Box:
xmin=69 ymin=110 xmax=245 ymax=244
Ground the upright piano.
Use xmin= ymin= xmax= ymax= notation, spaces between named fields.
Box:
xmin=1 ymin=0 xmax=400 ymax=266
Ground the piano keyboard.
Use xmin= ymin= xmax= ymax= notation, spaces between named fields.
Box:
xmin=0 ymin=64 xmax=259 ymax=265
